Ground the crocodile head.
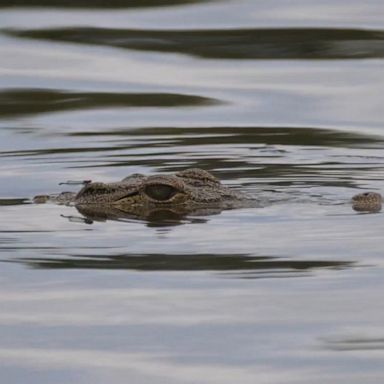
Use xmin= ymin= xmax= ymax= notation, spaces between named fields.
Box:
xmin=74 ymin=168 xmax=242 ymax=207
xmin=39 ymin=168 xmax=253 ymax=222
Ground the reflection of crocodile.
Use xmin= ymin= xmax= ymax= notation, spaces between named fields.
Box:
xmin=33 ymin=168 xmax=383 ymax=222
xmin=33 ymin=168 xmax=260 ymax=222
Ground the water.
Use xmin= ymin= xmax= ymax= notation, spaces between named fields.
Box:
xmin=1 ymin=1 xmax=384 ymax=383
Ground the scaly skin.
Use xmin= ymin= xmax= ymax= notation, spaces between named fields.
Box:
xmin=33 ymin=168 xmax=255 ymax=220
xmin=33 ymin=168 xmax=383 ymax=219
xmin=352 ymin=191 xmax=382 ymax=213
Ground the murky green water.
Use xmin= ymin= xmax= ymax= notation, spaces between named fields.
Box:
xmin=1 ymin=1 xmax=384 ymax=383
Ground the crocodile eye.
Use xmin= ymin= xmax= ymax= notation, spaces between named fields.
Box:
xmin=144 ymin=184 xmax=178 ymax=201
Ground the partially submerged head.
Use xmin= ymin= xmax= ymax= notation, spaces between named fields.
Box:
xmin=74 ymin=168 xmax=230 ymax=207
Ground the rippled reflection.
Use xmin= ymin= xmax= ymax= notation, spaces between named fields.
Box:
xmin=324 ymin=335 xmax=384 ymax=351
xmin=7 ymin=27 xmax=384 ymax=59
xmin=72 ymin=205 xmax=222 ymax=226
xmin=0 ymin=89 xmax=219 ymax=118
xmin=60 ymin=206 xmax=216 ymax=226
xmin=67 ymin=126 xmax=384 ymax=148
xmin=2 ymin=126 xmax=382 ymax=193
xmin=0 ymin=0 xmax=210 ymax=8
xmin=0 ymin=198 xmax=29 ymax=206
xmin=10 ymin=253 xmax=354 ymax=278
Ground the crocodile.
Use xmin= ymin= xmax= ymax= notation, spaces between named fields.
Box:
xmin=33 ymin=168 xmax=382 ymax=222
xmin=33 ymin=168 xmax=262 ymax=222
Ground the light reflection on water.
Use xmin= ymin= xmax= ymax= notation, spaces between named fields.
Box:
xmin=0 ymin=0 xmax=384 ymax=383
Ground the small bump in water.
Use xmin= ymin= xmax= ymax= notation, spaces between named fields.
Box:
xmin=352 ymin=192 xmax=382 ymax=213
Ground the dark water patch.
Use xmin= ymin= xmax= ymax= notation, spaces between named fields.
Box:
xmin=0 ymin=230 xmax=56 ymax=233
xmin=0 ymin=146 xmax=132 ymax=158
xmin=0 ymin=0 xmax=210 ymax=8
xmin=325 ymin=336 xmax=384 ymax=351
xmin=0 ymin=198 xmax=29 ymax=206
xmin=70 ymin=126 xmax=384 ymax=149
xmin=0 ymin=245 xmax=116 ymax=252
xmin=7 ymin=27 xmax=384 ymax=59
xmin=0 ymin=246 xmax=60 ymax=253
xmin=8 ymin=253 xmax=354 ymax=277
xmin=0 ymin=89 xmax=219 ymax=118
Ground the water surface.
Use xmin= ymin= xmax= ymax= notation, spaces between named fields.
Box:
xmin=0 ymin=1 xmax=384 ymax=383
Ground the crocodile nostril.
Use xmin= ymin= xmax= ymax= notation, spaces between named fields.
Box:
xmin=144 ymin=184 xmax=178 ymax=202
